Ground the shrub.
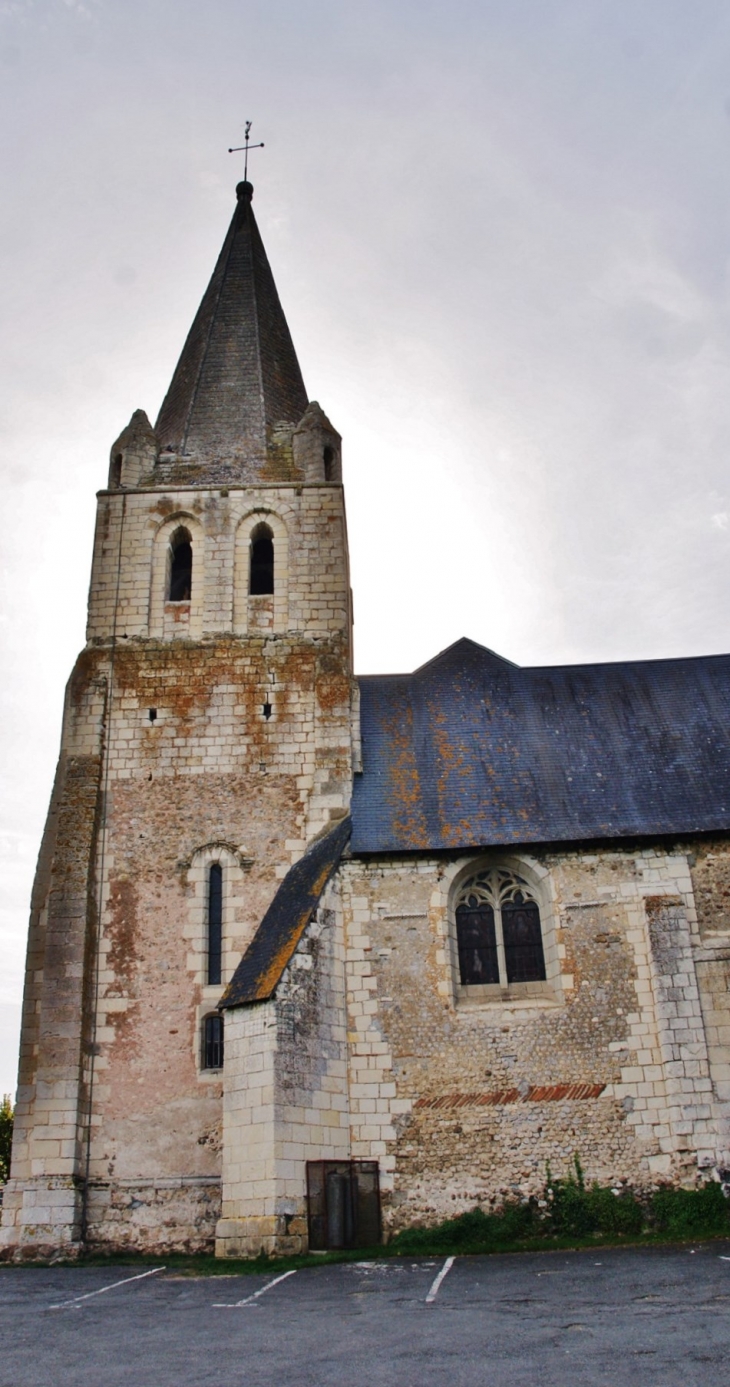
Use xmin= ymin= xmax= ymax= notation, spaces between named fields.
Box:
xmin=391 ymin=1201 xmax=537 ymax=1254
xmin=650 ymin=1183 xmax=730 ymax=1238
xmin=584 ymin=1186 xmax=643 ymax=1236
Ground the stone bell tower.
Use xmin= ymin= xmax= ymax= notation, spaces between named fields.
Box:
xmin=2 ymin=179 xmax=356 ymax=1258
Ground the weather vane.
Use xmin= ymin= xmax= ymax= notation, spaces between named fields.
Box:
xmin=228 ymin=121 xmax=265 ymax=182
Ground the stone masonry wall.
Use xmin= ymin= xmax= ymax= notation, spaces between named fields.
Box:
xmin=86 ymin=483 xmax=351 ymax=651
xmin=338 ymin=844 xmax=730 ymax=1236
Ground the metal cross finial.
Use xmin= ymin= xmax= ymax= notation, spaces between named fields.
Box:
xmin=228 ymin=121 xmax=265 ymax=181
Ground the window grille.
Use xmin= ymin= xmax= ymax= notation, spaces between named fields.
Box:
xmin=207 ymin=863 xmax=222 ymax=986
xmin=455 ymin=868 xmax=546 ymax=986
xmin=202 ymin=1013 xmax=224 ymax=1070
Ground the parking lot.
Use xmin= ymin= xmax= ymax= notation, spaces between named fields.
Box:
xmin=0 ymin=1242 xmax=729 ymax=1386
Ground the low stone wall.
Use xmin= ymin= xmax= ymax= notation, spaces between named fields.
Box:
xmin=85 ymin=1177 xmax=221 ymax=1254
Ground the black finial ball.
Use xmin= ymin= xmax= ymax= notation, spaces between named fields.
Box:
xmin=236 ymin=181 xmax=254 ymax=201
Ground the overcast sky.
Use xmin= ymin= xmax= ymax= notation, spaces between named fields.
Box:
xmin=1 ymin=0 xmax=729 ymax=1097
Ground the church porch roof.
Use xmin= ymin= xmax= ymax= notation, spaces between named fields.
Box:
xmin=220 ymin=816 xmax=351 ymax=1010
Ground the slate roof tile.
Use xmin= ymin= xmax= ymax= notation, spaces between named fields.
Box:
xmin=351 ymin=638 xmax=730 ymax=852
xmin=220 ymin=816 xmax=351 ymax=1009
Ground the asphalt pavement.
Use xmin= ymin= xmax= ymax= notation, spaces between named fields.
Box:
xmin=0 ymin=1241 xmax=729 ymax=1386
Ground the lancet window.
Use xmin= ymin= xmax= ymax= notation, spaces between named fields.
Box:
xmin=454 ymin=867 xmax=546 ymax=986
xmin=168 ymin=527 xmax=193 ymax=602
xmin=207 ymin=863 xmax=223 ymax=986
xmin=250 ymin=524 xmax=274 ymax=595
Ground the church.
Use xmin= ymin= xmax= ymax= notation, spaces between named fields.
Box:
xmin=2 ymin=177 xmax=730 ymax=1260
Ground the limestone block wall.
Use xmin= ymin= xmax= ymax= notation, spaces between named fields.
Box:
xmin=85 ymin=483 xmax=351 ymax=648
xmin=217 ymin=890 xmax=350 ymax=1258
xmin=338 ymin=844 xmax=730 ymax=1235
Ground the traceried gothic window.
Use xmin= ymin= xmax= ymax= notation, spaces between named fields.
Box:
xmin=168 ymin=527 xmax=193 ymax=602
xmin=455 ymin=867 xmax=546 ymax=987
xmin=207 ymin=863 xmax=222 ymax=986
xmin=250 ymin=523 xmax=274 ymax=595
xmin=202 ymin=1013 xmax=224 ymax=1070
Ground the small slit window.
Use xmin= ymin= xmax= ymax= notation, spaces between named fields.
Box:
xmin=168 ymin=527 xmax=192 ymax=602
xmin=202 ymin=1013 xmax=224 ymax=1070
xmin=323 ymin=446 xmax=334 ymax=481
xmin=455 ymin=868 xmax=546 ymax=987
xmin=250 ymin=524 xmax=274 ymax=595
xmin=207 ymin=863 xmax=222 ymax=986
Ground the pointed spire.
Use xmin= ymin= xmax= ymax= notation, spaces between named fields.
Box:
xmin=155 ymin=182 xmax=308 ymax=480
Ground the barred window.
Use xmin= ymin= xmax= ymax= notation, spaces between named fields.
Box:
xmin=455 ymin=868 xmax=546 ymax=986
xmin=202 ymin=1013 xmax=224 ymax=1070
xmin=207 ymin=863 xmax=222 ymax=986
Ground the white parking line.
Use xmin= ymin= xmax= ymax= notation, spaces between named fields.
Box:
xmin=49 ymin=1266 xmax=166 ymax=1310
xmin=213 ymin=1268 xmax=298 ymax=1308
xmin=425 ymin=1256 xmax=455 ymax=1303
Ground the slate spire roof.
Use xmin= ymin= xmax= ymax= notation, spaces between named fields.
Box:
xmin=155 ymin=181 xmax=308 ymax=478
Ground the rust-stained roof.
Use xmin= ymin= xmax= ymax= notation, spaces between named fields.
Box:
xmin=351 ymin=638 xmax=730 ymax=853
xmin=220 ymin=816 xmax=351 ymax=1010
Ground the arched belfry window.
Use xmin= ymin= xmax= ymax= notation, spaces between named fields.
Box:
xmin=455 ymin=867 xmax=546 ymax=986
xmin=207 ymin=863 xmax=222 ymax=986
xmin=202 ymin=1013 xmax=224 ymax=1070
xmin=250 ymin=524 xmax=274 ymax=595
xmin=168 ymin=527 xmax=193 ymax=602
